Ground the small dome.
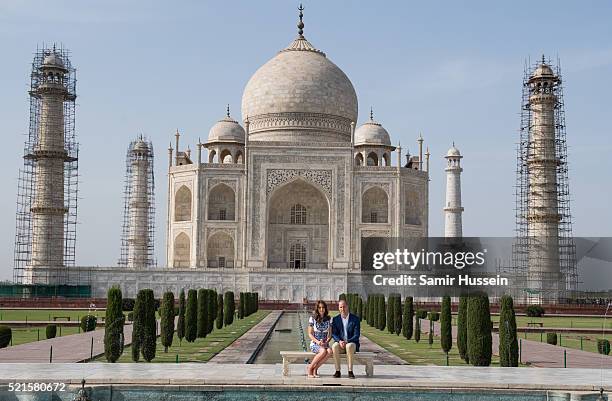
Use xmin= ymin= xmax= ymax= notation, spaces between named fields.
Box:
xmin=133 ymin=139 xmax=148 ymax=152
xmin=354 ymin=117 xmax=391 ymax=146
xmin=531 ymin=63 xmax=554 ymax=78
xmin=446 ymin=144 xmax=461 ymax=157
xmin=208 ymin=114 xmax=245 ymax=144
xmin=42 ymin=52 xmax=65 ymax=69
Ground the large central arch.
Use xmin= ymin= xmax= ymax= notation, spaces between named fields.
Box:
xmin=267 ymin=178 xmax=329 ymax=269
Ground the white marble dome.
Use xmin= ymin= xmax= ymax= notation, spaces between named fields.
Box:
xmin=208 ymin=115 xmax=245 ymax=144
xmin=241 ymin=36 xmax=358 ymax=142
xmin=354 ymin=119 xmax=391 ymax=146
xmin=446 ymin=144 xmax=461 ymax=157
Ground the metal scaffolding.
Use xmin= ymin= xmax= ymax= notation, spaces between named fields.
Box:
xmin=118 ymin=136 xmax=156 ymax=268
xmin=13 ymin=46 xmax=80 ymax=286
xmin=510 ymin=57 xmax=577 ymax=303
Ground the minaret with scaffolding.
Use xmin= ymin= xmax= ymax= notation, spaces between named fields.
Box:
xmin=13 ymin=46 xmax=79 ymax=285
xmin=513 ymin=56 xmax=577 ymax=303
xmin=119 ymin=136 xmax=156 ymax=269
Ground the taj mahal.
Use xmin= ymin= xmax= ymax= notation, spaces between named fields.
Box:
xmin=15 ymin=9 xmax=477 ymax=302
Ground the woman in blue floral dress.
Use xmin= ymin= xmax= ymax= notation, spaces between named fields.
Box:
xmin=307 ymin=300 xmax=332 ymax=378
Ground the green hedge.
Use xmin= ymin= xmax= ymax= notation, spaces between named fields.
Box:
xmin=440 ymin=296 xmax=452 ymax=354
xmin=457 ymin=296 xmax=469 ymax=363
xmin=547 ymin=332 xmax=557 ymax=345
xmin=467 ymin=294 xmax=492 ymax=366
xmin=526 ymin=305 xmax=545 ymax=317
xmin=104 ymin=286 xmax=124 ymax=362
xmin=207 ymin=289 xmax=216 ymax=334
xmin=197 ymin=289 xmax=208 ymax=338
xmin=216 ymin=293 xmax=224 ymax=330
xmin=414 ymin=314 xmax=421 ymax=342
xmin=46 ymin=324 xmax=57 ymax=339
xmin=80 ymin=315 xmax=97 ymax=332
xmin=402 ymin=296 xmax=414 ymax=339
xmin=499 ymin=295 xmax=518 ymax=367
xmin=0 ymin=325 xmax=11 ymax=348
xmin=141 ymin=289 xmax=157 ymax=362
xmin=160 ymin=291 xmax=175 ymax=353
xmin=185 ymin=289 xmax=198 ymax=343
xmin=378 ymin=295 xmax=386 ymax=331
xmin=387 ymin=294 xmax=395 ymax=334
xmin=394 ymin=295 xmax=402 ymax=335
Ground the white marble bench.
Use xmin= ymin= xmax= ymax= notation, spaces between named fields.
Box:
xmin=280 ymin=351 xmax=375 ymax=377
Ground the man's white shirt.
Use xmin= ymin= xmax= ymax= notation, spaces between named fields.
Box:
xmin=341 ymin=314 xmax=349 ymax=341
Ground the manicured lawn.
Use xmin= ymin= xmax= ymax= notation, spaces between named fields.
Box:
xmin=517 ymin=330 xmax=607 ymax=354
xmin=106 ymin=310 xmax=269 ymax=363
xmin=7 ymin=326 xmax=100 ymax=346
xmin=362 ymin=323 xmax=503 ymax=366
xmin=450 ymin=315 xmax=611 ymax=329
xmin=0 ymin=309 xmax=105 ymax=322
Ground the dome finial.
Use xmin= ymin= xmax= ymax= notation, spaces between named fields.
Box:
xmin=226 ymin=104 xmax=230 ymax=118
xmin=370 ymin=107 xmax=374 ymax=121
xmin=297 ymin=4 xmax=305 ymax=38
xmin=541 ymin=54 xmax=546 ymax=64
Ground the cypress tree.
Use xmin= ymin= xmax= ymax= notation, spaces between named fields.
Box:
xmin=404 ymin=296 xmax=414 ymax=339
xmin=457 ymin=295 xmax=469 ymax=363
xmin=394 ymin=295 xmax=402 ymax=335
xmin=239 ymin=292 xmax=245 ymax=319
xmin=131 ymin=289 xmax=145 ymax=361
xmin=414 ymin=312 xmax=421 ymax=342
xmin=140 ymin=289 xmax=157 ymax=362
xmin=428 ymin=318 xmax=434 ymax=346
xmin=387 ymin=294 xmax=395 ymax=333
xmin=467 ymin=293 xmax=492 ymax=366
xmin=224 ymin=291 xmax=235 ymax=325
xmin=160 ymin=291 xmax=175 ymax=353
xmin=379 ymin=296 xmax=386 ymax=331
xmin=440 ymin=296 xmax=452 ymax=354
xmin=197 ymin=289 xmax=208 ymax=338
xmin=499 ymin=295 xmax=518 ymax=367
xmin=185 ymin=289 xmax=198 ymax=342
xmin=207 ymin=289 xmax=215 ymax=334
xmin=216 ymin=293 xmax=224 ymax=329
xmin=104 ymin=286 xmax=124 ymax=363
xmin=367 ymin=296 xmax=373 ymax=326
xmin=177 ymin=289 xmax=186 ymax=344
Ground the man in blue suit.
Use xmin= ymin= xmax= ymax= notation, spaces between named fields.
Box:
xmin=331 ymin=299 xmax=360 ymax=378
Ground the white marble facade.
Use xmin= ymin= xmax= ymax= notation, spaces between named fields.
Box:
xmin=159 ymin=30 xmax=429 ymax=301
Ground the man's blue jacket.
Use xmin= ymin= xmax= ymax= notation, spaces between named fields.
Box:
xmin=331 ymin=313 xmax=360 ymax=352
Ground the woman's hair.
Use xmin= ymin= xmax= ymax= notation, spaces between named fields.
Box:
xmin=312 ymin=300 xmax=330 ymax=323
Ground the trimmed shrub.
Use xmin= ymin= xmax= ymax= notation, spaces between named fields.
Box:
xmin=428 ymin=320 xmax=434 ymax=346
xmin=526 ymin=305 xmax=545 ymax=317
xmin=216 ymin=294 xmax=224 ymax=329
xmin=239 ymin=292 xmax=245 ymax=319
xmin=457 ymin=296 xmax=469 ymax=363
xmin=499 ymin=295 xmax=518 ymax=367
xmin=224 ymin=291 xmax=235 ymax=326
xmin=122 ymin=298 xmax=135 ymax=312
xmin=428 ymin=312 xmax=440 ymax=322
xmin=0 ymin=326 xmax=11 ymax=348
xmin=104 ymin=286 xmax=125 ymax=362
xmin=140 ymin=289 xmax=157 ymax=362
xmin=357 ymin=297 xmax=363 ymax=321
xmin=414 ymin=315 xmax=421 ymax=342
xmin=127 ymin=312 xmax=134 ymax=321
xmin=197 ymin=289 xmax=208 ymax=338
xmin=378 ymin=295 xmax=386 ymax=331
xmin=177 ymin=289 xmax=186 ymax=343
xmin=467 ymin=294 xmax=492 ymax=366
xmin=339 ymin=293 xmax=346 ymax=301
xmin=394 ymin=295 xmax=402 ymax=335
xmin=46 ymin=324 xmax=57 ymax=339
xmin=387 ymin=294 xmax=395 ymax=333
xmin=160 ymin=291 xmax=175 ymax=353
xmin=597 ymin=339 xmax=610 ymax=355
xmin=131 ymin=289 xmax=145 ymax=361
xmin=547 ymin=332 xmax=558 ymax=345
xmin=403 ymin=296 xmax=414 ymax=339
xmin=185 ymin=289 xmax=198 ymax=342
xmin=207 ymin=289 xmax=215 ymax=334
xmin=80 ymin=315 xmax=97 ymax=332
xmin=417 ymin=310 xmax=428 ymax=319
xmin=440 ymin=296 xmax=452 ymax=354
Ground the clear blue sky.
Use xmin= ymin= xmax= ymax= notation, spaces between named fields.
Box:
xmin=1 ymin=1 xmax=611 ymax=280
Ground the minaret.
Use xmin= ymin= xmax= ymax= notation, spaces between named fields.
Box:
xmin=526 ymin=57 xmax=561 ymax=293
xmin=120 ymin=136 xmax=155 ymax=269
xmin=444 ymin=143 xmax=463 ymax=238
xmin=29 ymin=48 xmax=75 ymax=270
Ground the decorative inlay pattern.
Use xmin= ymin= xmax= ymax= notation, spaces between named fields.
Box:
xmin=266 ymin=169 xmax=332 ymax=199
xmin=248 ymin=112 xmax=352 ymax=135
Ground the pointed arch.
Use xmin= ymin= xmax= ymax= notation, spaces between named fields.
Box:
xmin=355 ymin=153 xmax=364 ymax=166
xmin=174 ymin=185 xmax=192 ymax=221
xmin=362 ymin=186 xmax=388 ymax=223
xmin=207 ymin=231 xmax=235 ymax=268
xmin=208 ymin=183 xmax=235 ymax=220
xmin=173 ymin=232 xmax=190 ymax=268
xmin=367 ymin=152 xmax=378 ymax=166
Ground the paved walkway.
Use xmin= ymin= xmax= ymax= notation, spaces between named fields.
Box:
xmin=210 ymin=311 xmax=282 ymax=363
xmin=0 ymin=323 xmax=134 ymax=363
xmin=0 ymin=363 xmax=610 ymax=392
xmin=420 ymin=318 xmax=612 ymax=368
